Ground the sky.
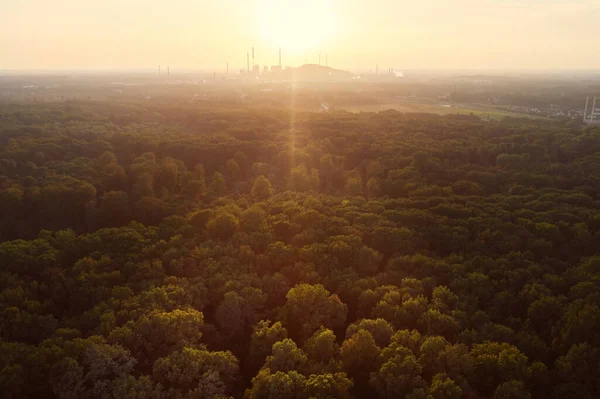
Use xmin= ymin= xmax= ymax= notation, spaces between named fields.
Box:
xmin=1 ymin=0 xmax=599 ymax=71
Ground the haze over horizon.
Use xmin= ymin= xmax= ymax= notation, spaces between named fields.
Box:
xmin=2 ymin=0 xmax=600 ymax=71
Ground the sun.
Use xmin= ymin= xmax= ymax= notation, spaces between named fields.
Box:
xmin=255 ymin=0 xmax=337 ymax=55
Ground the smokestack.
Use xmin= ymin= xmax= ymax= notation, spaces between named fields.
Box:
xmin=252 ymin=47 xmax=255 ymax=63
xmin=279 ymin=48 xmax=282 ymax=67
xmin=247 ymin=53 xmax=250 ymax=74
xmin=584 ymin=96 xmax=589 ymax=122
xmin=592 ymin=96 xmax=597 ymax=122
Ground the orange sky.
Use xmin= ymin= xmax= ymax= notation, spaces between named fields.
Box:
xmin=1 ymin=0 xmax=599 ymax=70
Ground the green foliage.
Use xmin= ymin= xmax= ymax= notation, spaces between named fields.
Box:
xmin=283 ymin=284 xmax=348 ymax=342
xmin=153 ymin=346 xmax=239 ymax=397
xmin=207 ymin=210 xmax=239 ymax=240
xmin=209 ymin=171 xmax=228 ymax=198
xmin=252 ymin=175 xmax=274 ymax=201
xmin=1 ymin=104 xmax=599 ymax=398
xmin=263 ymin=339 xmax=307 ymax=373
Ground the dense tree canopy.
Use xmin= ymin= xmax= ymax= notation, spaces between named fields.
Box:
xmin=0 ymin=102 xmax=599 ymax=398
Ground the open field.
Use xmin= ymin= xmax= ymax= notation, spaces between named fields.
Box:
xmin=340 ymin=99 xmax=546 ymax=120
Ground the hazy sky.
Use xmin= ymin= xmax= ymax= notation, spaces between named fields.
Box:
xmin=2 ymin=0 xmax=599 ymax=70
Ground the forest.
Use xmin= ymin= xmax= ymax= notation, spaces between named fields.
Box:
xmin=0 ymin=101 xmax=599 ymax=399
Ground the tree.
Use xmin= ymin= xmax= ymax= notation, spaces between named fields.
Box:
xmin=246 ymin=369 xmax=306 ymax=399
xmin=133 ymin=197 xmax=172 ymax=226
xmin=98 ymin=151 xmax=118 ymax=166
xmin=247 ymin=321 xmax=288 ymax=376
xmin=496 ymin=153 xmax=523 ymax=169
xmin=153 ymin=347 xmax=239 ymax=397
xmin=469 ymin=342 xmax=530 ymax=397
xmin=418 ymin=309 xmax=460 ymax=341
xmin=264 ymin=339 xmax=307 ymax=373
xmin=412 ymin=151 xmax=430 ymax=172
xmin=234 ymin=151 xmax=249 ymax=170
xmin=492 ymin=380 xmax=531 ymax=399
xmin=305 ymin=373 xmax=353 ymax=399
xmin=369 ymin=350 xmax=426 ymax=398
xmin=345 ymin=319 xmax=394 ymax=348
xmin=283 ymin=284 xmax=348 ymax=342
xmin=225 ymin=158 xmax=242 ymax=184
xmin=98 ymin=191 xmax=131 ymax=227
xmin=183 ymin=179 xmax=206 ymax=201
xmin=216 ymin=291 xmax=245 ymax=338
xmin=304 ymin=328 xmax=340 ymax=371
xmin=111 ymin=375 xmax=164 ymax=399
xmin=366 ymin=177 xmax=380 ymax=199
xmin=50 ymin=338 xmax=137 ymax=399
xmin=252 ymin=175 xmax=274 ymax=201
xmin=241 ymin=206 xmax=267 ymax=233
xmin=428 ymin=373 xmax=463 ymax=399
xmin=109 ymin=309 xmax=204 ymax=369
xmin=345 ymin=177 xmax=363 ymax=197
xmin=208 ymin=171 xmax=227 ymax=197
xmin=207 ymin=211 xmax=239 ymax=240
xmin=554 ymin=342 xmax=599 ymax=397
xmin=132 ymin=173 xmax=154 ymax=200
xmin=289 ymin=165 xmax=311 ymax=192
xmin=340 ymin=330 xmax=379 ymax=393
xmin=156 ymin=157 xmax=183 ymax=194
xmin=431 ymin=286 xmax=460 ymax=313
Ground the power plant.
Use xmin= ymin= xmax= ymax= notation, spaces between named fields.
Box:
xmin=155 ymin=46 xmax=344 ymax=82
xmin=239 ymin=47 xmax=286 ymax=76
